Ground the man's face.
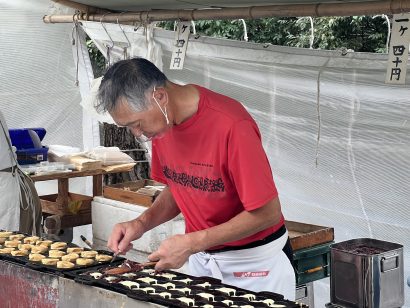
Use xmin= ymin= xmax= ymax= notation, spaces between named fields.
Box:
xmin=110 ymin=97 xmax=169 ymax=141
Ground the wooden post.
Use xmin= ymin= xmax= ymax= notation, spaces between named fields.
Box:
xmin=56 ymin=178 xmax=69 ymax=210
xmin=93 ymin=174 xmax=103 ymax=197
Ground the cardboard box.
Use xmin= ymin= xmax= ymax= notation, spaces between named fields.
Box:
xmin=40 ymin=193 xmax=92 ymax=215
xmin=103 ymin=180 xmax=165 ymax=207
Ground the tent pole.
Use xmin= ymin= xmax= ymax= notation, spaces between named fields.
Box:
xmin=44 ymin=0 xmax=410 ymax=24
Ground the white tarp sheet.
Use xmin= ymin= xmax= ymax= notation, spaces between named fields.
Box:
xmin=0 ymin=0 xmax=95 ymax=243
xmin=82 ymin=21 xmax=410 ymax=306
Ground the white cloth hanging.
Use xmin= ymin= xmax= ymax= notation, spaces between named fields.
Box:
xmin=0 ymin=111 xmax=20 ymax=231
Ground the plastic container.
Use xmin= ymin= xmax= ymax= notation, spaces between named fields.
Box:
xmin=8 ymin=128 xmax=46 ymax=149
xmin=15 ymin=147 xmax=48 ymax=165
xmin=9 ymin=128 xmax=48 ymax=164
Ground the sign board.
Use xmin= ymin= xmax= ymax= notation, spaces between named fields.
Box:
xmin=170 ymin=21 xmax=191 ymax=70
xmin=385 ymin=13 xmax=410 ymax=84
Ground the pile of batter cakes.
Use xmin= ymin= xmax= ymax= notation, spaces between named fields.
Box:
xmin=0 ymin=230 xmax=113 ymax=270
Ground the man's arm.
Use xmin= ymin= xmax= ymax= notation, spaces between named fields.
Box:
xmin=107 ymin=186 xmax=180 ymax=254
xmin=149 ymin=197 xmax=282 ymax=270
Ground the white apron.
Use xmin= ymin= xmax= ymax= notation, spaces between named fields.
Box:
xmin=189 ymin=231 xmax=296 ymax=301
xmin=0 ymin=172 xmax=20 ymax=231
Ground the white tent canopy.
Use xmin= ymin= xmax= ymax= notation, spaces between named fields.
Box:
xmin=0 ymin=0 xmax=409 ymax=306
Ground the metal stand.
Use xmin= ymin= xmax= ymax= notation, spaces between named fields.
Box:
xmin=295 ymin=282 xmax=314 ymax=307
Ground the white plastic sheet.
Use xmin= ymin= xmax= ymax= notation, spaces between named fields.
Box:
xmin=0 ymin=0 xmax=83 ymax=148
xmin=0 ymin=0 xmax=94 ymax=243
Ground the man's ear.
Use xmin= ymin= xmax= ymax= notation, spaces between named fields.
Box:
xmin=155 ymin=89 xmax=168 ymax=106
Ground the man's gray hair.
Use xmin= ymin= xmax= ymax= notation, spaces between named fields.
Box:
xmin=96 ymin=57 xmax=167 ymax=113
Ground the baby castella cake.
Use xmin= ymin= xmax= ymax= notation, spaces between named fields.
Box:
xmin=31 ymin=245 xmax=48 ymax=254
xmin=57 ymin=261 xmax=75 ymax=269
xmin=9 ymin=234 xmax=25 ymax=241
xmin=95 ymin=254 xmax=113 ymax=262
xmin=41 ymin=258 xmax=59 ymax=266
xmin=0 ymin=247 xmax=15 ymax=254
xmin=11 ymin=249 xmax=29 ymax=256
xmin=35 ymin=240 xmax=53 ymax=247
xmin=76 ymin=258 xmax=94 ymax=266
xmin=50 ymin=242 xmax=67 ymax=250
xmin=67 ymin=247 xmax=84 ymax=253
xmin=4 ymin=240 xmax=21 ymax=248
xmin=29 ymin=253 xmax=45 ymax=261
xmin=0 ymin=231 xmax=13 ymax=238
xmin=23 ymin=236 xmax=40 ymax=244
xmin=18 ymin=243 xmax=33 ymax=251
xmin=80 ymin=250 xmax=98 ymax=258
xmin=49 ymin=250 xmax=66 ymax=258
xmin=61 ymin=253 xmax=79 ymax=262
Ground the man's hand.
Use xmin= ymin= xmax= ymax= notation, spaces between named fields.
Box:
xmin=148 ymin=234 xmax=194 ymax=271
xmin=107 ymin=219 xmax=145 ymax=255
xmin=107 ymin=187 xmax=180 ymax=257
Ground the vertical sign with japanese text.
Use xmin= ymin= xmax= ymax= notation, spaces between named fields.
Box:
xmin=385 ymin=13 xmax=410 ymax=84
xmin=170 ymin=21 xmax=191 ymax=70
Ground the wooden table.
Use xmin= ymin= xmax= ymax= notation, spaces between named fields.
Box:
xmin=31 ymin=169 xmax=112 ymax=233
xmin=31 ymin=169 xmax=105 ymax=203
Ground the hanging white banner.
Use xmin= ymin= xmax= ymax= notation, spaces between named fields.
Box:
xmin=170 ymin=21 xmax=191 ymax=70
xmin=385 ymin=13 xmax=410 ymax=84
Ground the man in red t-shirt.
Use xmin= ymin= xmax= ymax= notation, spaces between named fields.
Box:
xmin=99 ymin=58 xmax=295 ymax=299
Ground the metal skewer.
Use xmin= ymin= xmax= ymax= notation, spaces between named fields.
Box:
xmin=110 ymin=251 xmax=121 ymax=263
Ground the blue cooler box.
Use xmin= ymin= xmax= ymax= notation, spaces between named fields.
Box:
xmin=8 ymin=128 xmax=48 ymax=165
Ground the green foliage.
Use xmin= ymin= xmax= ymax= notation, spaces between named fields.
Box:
xmin=159 ymin=15 xmax=389 ymax=53
xmin=87 ymin=15 xmax=388 ymax=75
xmin=86 ymin=39 xmax=106 ymax=77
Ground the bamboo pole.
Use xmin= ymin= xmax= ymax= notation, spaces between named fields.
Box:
xmin=44 ymin=0 xmax=410 ymax=24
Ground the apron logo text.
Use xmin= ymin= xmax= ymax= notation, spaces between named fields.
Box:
xmin=233 ymin=271 xmax=269 ymax=278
